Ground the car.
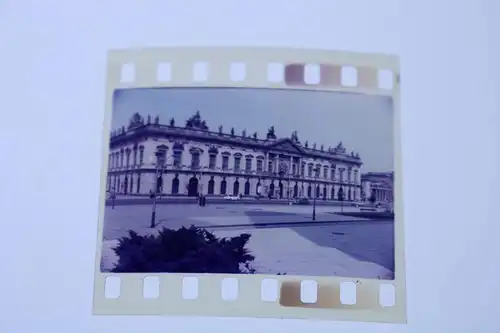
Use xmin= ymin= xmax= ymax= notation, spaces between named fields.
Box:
xmin=294 ymin=198 xmax=310 ymax=205
xmin=224 ymin=194 xmax=241 ymax=200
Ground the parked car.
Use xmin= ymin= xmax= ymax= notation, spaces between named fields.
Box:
xmin=294 ymin=198 xmax=310 ymax=205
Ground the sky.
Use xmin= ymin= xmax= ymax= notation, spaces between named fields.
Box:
xmin=112 ymin=88 xmax=394 ymax=172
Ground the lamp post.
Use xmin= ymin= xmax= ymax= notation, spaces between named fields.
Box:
xmin=149 ymin=150 xmax=167 ymax=228
xmin=197 ymin=166 xmax=207 ymax=206
xmin=312 ymin=166 xmax=319 ymax=221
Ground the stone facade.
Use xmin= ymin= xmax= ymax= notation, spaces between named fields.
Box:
xmin=361 ymin=172 xmax=394 ymax=202
xmin=105 ymin=112 xmax=364 ymax=201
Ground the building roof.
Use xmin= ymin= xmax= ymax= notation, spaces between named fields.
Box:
xmin=109 ymin=112 xmax=363 ymax=165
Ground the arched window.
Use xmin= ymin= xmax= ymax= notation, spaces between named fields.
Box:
xmin=220 ymin=179 xmax=227 ymax=195
xmin=244 ymin=180 xmax=250 ymax=195
xmin=171 ymin=177 xmax=179 ymax=194
xmin=208 ymin=177 xmax=215 ymax=194
xmin=233 ymin=180 xmax=240 ymax=195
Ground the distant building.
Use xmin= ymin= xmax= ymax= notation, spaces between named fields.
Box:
xmin=361 ymin=172 xmax=394 ymax=202
xmin=106 ymin=112 xmax=363 ymax=201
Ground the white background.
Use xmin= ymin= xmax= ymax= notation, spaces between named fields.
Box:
xmin=1 ymin=0 xmax=499 ymax=332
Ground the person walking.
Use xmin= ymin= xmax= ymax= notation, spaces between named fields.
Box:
xmin=109 ymin=188 xmax=116 ymax=209
xmin=197 ymin=181 xmax=207 ymax=207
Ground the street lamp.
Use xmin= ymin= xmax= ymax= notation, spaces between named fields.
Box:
xmin=149 ymin=150 xmax=167 ymax=228
xmin=196 ymin=165 xmax=208 ymax=206
xmin=312 ymin=166 xmax=319 ymax=221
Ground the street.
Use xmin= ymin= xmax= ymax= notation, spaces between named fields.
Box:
xmin=104 ymin=196 xmax=361 ymax=207
xmin=101 ymin=203 xmax=395 ymax=278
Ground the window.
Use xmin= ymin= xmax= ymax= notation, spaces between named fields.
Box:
xmin=347 ymin=170 xmax=352 ymax=182
xmin=353 ymin=170 xmax=358 ymax=184
xmin=133 ymin=148 xmax=137 ymax=165
xmin=126 ymin=149 xmax=131 ymax=168
xmin=156 ymin=150 xmax=167 ymax=167
xmin=301 ymin=162 xmax=305 ymax=176
xmin=222 ymin=156 xmax=229 ymax=170
xmin=268 ymin=160 xmax=273 ymax=172
xmin=256 ymin=159 xmax=263 ymax=173
xmin=292 ymin=163 xmax=297 ymax=175
xmin=331 ymin=166 xmax=336 ymax=180
xmin=245 ymin=158 xmax=252 ymax=172
xmin=108 ymin=154 xmax=111 ymax=169
xmin=191 ymin=151 xmax=200 ymax=169
xmin=323 ymin=166 xmax=328 ymax=179
xmin=173 ymin=150 xmax=182 ymax=168
xmin=234 ymin=157 xmax=241 ymax=172
xmin=308 ymin=164 xmax=313 ymax=177
xmin=340 ymin=169 xmax=344 ymax=182
xmin=209 ymin=154 xmax=216 ymax=169
xmin=139 ymin=147 xmax=144 ymax=165
xmin=315 ymin=166 xmax=321 ymax=178
xmin=120 ymin=150 xmax=124 ymax=167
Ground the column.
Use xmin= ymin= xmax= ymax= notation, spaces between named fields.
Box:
xmin=298 ymin=158 xmax=302 ymax=178
xmin=289 ymin=155 xmax=293 ymax=198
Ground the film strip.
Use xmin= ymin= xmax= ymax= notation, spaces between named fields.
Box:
xmin=93 ymin=47 xmax=405 ymax=323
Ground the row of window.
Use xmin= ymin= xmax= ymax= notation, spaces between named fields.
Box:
xmin=109 ymin=150 xmax=359 ymax=183
xmin=109 ymin=147 xmax=144 ymax=168
xmin=108 ymin=175 xmax=359 ymax=200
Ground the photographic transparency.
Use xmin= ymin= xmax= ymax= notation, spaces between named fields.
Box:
xmin=93 ymin=47 xmax=405 ymax=323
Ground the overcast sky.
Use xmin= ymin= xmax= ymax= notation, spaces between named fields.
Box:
xmin=112 ymin=88 xmax=394 ymax=172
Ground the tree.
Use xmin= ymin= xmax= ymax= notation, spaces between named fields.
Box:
xmin=253 ymin=132 xmax=258 ymax=139
xmin=111 ymin=226 xmax=256 ymax=274
xmin=230 ymin=127 xmax=235 ymax=136
xmin=169 ymin=117 xmax=175 ymax=127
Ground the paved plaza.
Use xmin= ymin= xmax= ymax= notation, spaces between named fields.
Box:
xmin=100 ymin=203 xmax=395 ymax=279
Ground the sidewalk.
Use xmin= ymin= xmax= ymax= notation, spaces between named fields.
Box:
xmin=100 ymin=225 xmax=393 ymax=279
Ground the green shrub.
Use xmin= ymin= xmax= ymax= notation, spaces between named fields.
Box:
xmin=111 ymin=226 xmax=256 ymax=274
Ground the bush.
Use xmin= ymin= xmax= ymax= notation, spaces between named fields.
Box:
xmin=111 ymin=226 xmax=256 ymax=274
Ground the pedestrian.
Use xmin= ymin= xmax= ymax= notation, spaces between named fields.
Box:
xmin=110 ymin=188 xmax=116 ymax=209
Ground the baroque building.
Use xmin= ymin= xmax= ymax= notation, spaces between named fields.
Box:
xmin=106 ymin=112 xmax=363 ymax=201
xmin=361 ymin=172 xmax=394 ymax=202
